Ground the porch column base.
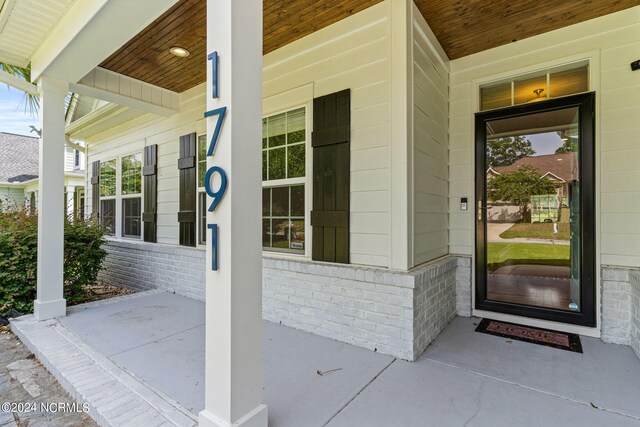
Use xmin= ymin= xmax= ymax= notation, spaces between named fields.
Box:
xmin=33 ymin=298 xmax=66 ymax=321
xmin=198 ymin=404 xmax=268 ymax=427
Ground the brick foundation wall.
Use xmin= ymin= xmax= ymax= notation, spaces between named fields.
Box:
xmin=601 ymin=267 xmax=632 ymax=345
xmin=99 ymin=241 xmax=462 ymax=360
xmin=455 ymin=256 xmax=472 ymax=317
xmin=97 ymin=239 xmax=206 ymax=301
xmin=263 ymin=256 xmax=458 ymax=360
xmin=412 ymin=257 xmax=458 ymax=358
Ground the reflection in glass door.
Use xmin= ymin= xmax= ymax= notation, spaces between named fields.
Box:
xmin=475 ymin=93 xmax=595 ymax=326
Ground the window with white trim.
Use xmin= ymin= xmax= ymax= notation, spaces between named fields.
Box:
xmin=121 ymin=153 xmax=142 ymax=238
xmin=99 ymin=159 xmax=116 ymax=236
xmin=99 ymin=153 xmax=143 ymax=239
xmin=262 ymin=107 xmax=307 ymax=253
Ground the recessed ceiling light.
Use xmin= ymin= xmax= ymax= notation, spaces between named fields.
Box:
xmin=170 ymin=47 xmax=190 ymax=58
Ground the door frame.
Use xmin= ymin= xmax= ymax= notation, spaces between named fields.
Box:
xmin=474 ymin=92 xmax=596 ymax=327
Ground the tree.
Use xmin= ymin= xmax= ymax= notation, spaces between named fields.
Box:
xmin=487 ymin=166 xmax=557 ymax=221
xmin=486 ymin=136 xmax=535 ymax=167
xmin=555 ymin=139 xmax=578 ymax=154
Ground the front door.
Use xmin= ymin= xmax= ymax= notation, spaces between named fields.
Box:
xmin=475 ymin=93 xmax=596 ymax=326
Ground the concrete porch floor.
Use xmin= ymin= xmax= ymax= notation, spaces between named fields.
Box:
xmin=11 ymin=290 xmax=640 ymax=427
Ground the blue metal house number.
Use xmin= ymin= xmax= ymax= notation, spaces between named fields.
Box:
xmin=203 ymin=51 xmax=228 ymax=271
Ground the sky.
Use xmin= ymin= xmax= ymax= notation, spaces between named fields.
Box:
xmin=525 ymin=132 xmax=563 ymax=156
xmin=0 ymin=85 xmax=39 ymax=136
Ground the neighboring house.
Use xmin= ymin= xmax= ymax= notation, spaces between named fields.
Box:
xmin=0 ymin=132 xmax=85 ymax=217
xmin=487 ymin=152 xmax=578 ymax=222
xmin=492 ymin=152 xmax=578 ymax=200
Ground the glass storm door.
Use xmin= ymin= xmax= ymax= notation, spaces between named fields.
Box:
xmin=475 ymin=93 xmax=596 ymax=326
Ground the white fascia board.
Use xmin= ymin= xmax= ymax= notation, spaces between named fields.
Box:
xmin=0 ymin=181 xmax=27 ymax=188
xmin=64 ymin=103 xmax=124 ymax=135
xmin=70 ymin=68 xmax=180 ymax=117
xmin=0 ymin=69 xmax=37 ymax=95
xmin=31 ymin=0 xmax=178 ymax=83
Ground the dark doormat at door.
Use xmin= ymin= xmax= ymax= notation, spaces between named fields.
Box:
xmin=475 ymin=318 xmax=583 ymax=353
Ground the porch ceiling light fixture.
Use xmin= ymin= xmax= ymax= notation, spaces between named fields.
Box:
xmin=169 ymin=46 xmax=190 ymax=58
xmin=528 ymin=88 xmax=546 ymax=103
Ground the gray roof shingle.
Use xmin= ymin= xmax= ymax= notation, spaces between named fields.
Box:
xmin=0 ymin=132 xmax=39 ymax=183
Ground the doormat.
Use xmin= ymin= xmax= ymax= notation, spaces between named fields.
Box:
xmin=475 ymin=319 xmax=583 ymax=353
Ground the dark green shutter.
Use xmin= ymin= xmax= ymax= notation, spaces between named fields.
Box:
xmin=178 ymin=133 xmax=197 ymax=246
xmin=142 ymin=144 xmax=158 ymax=243
xmin=91 ymin=160 xmax=100 ymax=219
xmin=311 ymin=89 xmax=350 ymax=264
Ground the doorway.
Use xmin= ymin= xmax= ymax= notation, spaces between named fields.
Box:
xmin=475 ymin=93 xmax=595 ymax=326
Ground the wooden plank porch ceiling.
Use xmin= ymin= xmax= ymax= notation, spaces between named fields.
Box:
xmin=100 ymin=0 xmax=639 ymax=93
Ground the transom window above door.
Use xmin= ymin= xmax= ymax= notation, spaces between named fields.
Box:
xmin=479 ymin=61 xmax=589 ymax=111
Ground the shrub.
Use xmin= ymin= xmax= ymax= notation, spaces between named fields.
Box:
xmin=0 ymin=205 xmax=107 ymax=313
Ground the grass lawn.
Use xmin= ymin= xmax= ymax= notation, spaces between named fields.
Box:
xmin=487 ymin=242 xmax=570 ymax=271
xmin=499 ymin=222 xmax=570 ymax=240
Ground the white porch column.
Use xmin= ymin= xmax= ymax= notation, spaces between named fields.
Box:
xmin=66 ymin=185 xmax=75 ymax=218
xmin=34 ymin=77 xmax=68 ymax=321
xmin=199 ymin=1 xmax=266 ymax=427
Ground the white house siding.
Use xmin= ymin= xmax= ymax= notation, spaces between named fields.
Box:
xmin=449 ymin=7 xmax=640 ymax=336
xmin=87 ymin=1 xmax=394 ymax=267
xmin=85 ymin=87 xmax=205 ymax=245
xmin=411 ymin=6 xmax=449 ymax=266
xmin=449 ymin=6 xmax=640 ymax=265
xmin=264 ymin=1 xmax=392 ymax=268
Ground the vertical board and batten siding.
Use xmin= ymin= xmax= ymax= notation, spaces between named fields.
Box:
xmin=263 ymin=1 xmax=392 ymax=267
xmin=84 ymin=86 xmax=206 ymax=245
xmin=448 ymin=6 xmax=640 ymax=268
xmin=411 ymin=7 xmax=450 ymax=266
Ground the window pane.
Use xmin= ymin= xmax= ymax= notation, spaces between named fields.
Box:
xmin=122 ymin=197 xmax=141 ymax=237
xmin=291 ymin=185 xmax=304 ymax=216
xmin=262 ymin=219 xmax=271 ymax=248
xmin=287 ymin=108 xmax=305 ymax=143
xmin=514 ymin=73 xmax=547 ymax=105
xmin=550 ymin=66 xmax=588 ymax=98
xmin=262 ymin=118 xmax=268 ymax=149
xmin=121 ymin=153 xmax=142 ymax=195
xmin=262 ymin=188 xmax=270 ymax=216
xmin=199 ymin=192 xmax=207 ymax=244
xmin=100 ymin=199 xmax=115 ymax=236
xmin=267 ymin=113 xmax=286 ymax=148
xmin=198 ymin=135 xmax=207 ymax=188
xmin=262 ymin=151 xmax=268 ymax=181
xmin=271 ymin=219 xmax=289 ymax=248
xmin=272 ymin=186 xmax=288 ymax=217
xmin=290 ymin=219 xmax=305 ymax=250
xmin=480 ymin=82 xmax=511 ymax=111
xmin=287 ymin=144 xmax=305 ymax=178
xmin=100 ymin=160 xmax=116 ymax=197
xmin=268 ymin=147 xmax=286 ymax=180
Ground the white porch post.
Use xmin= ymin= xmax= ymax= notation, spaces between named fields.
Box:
xmin=66 ymin=185 xmax=75 ymax=218
xmin=34 ymin=77 xmax=68 ymax=321
xmin=199 ymin=1 xmax=266 ymax=427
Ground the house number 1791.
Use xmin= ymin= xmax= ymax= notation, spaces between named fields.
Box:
xmin=203 ymin=51 xmax=227 ymax=271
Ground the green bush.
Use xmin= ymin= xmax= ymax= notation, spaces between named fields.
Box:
xmin=0 ymin=206 xmax=107 ymax=313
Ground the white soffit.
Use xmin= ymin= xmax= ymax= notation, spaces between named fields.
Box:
xmin=0 ymin=0 xmax=77 ymax=68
